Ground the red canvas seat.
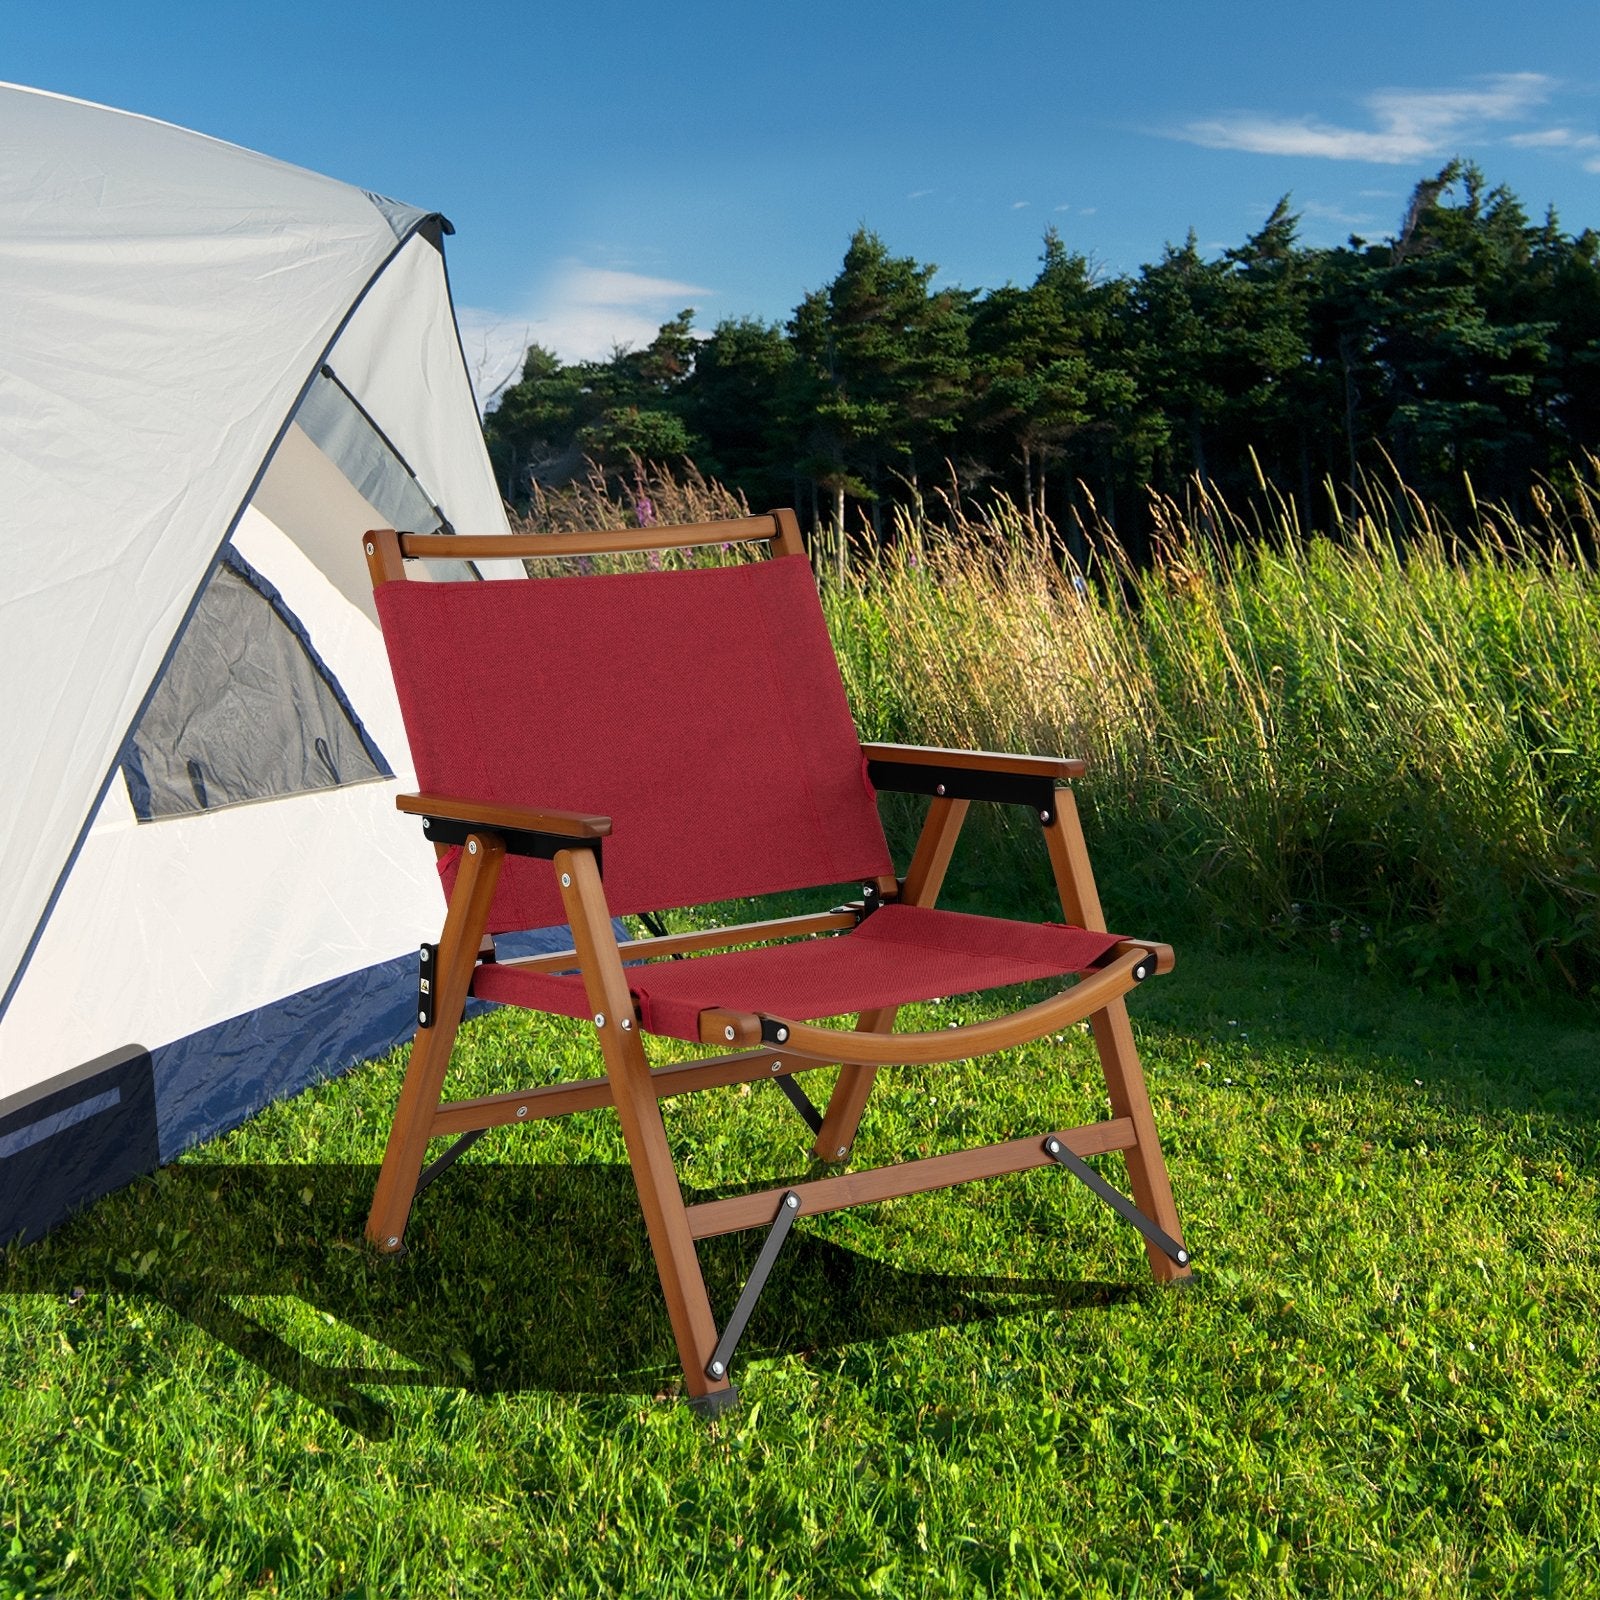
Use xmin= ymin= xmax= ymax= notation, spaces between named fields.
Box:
xmin=475 ymin=905 xmax=1123 ymax=1039
xmin=359 ymin=510 xmax=1191 ymax=1416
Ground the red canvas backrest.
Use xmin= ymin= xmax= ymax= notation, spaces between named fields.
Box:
xmin=374 ymin=551 xmax=893 ymax=932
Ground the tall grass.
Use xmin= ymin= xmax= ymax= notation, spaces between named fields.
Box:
xmin=827 ymin=477 xmax=1600 ymax=994
xmin=522 ymin=460 xmax=1600 ymax=993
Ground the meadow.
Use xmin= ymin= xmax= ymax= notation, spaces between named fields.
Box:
xmin=2 ymin=470 xmax=1597 ymax=1597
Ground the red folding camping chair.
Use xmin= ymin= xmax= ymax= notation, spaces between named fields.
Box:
xmin=362 ymin=510 xmax=1190 ymax=1415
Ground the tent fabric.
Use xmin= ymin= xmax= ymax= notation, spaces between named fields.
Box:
xmin=0 ymin=82 xmax=453 ymax=1024
xmin=473 ymin=906 xmax=1125 ymax=1042
xmin=0 ymin=82 xmax=528 ymax=1243
xmin=374 ymin=554 xmax=895 ymax=930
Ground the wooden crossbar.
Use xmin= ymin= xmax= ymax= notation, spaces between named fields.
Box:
xmin=429 ymin=1046 xmax=807 ymax=1136
xmin=685 ymin=1117 xmax=1138 ymax=1239
xmin=493 ymin=909 xmax=859 ymax=976
xmin=396 ymin=509 xmax=803 ymax=563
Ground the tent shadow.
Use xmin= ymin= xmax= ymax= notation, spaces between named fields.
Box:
xmin=4 ymin=1160 xmax=1136 ymax=1439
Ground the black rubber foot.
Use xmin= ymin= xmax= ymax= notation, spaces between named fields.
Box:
xmin=687 ymin=1384 xmax=740 ymax=1421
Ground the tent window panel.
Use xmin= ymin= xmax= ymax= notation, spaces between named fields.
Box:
xmin=298 ymin=368 xmax=446 ymax=535
xmin=121 ymin=551 xmax=391 ymax=822
xmin=295 ymin=368 xmax=477 ymax=579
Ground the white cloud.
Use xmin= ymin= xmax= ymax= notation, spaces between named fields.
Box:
xmin=1172 ymin=73 xmax=1554 ymax=164
xmin=456 ymin=260 xmax=712 ymax=410
xmin=907 ymin=188 xmax=934 ymax=200
xmin=1299 ymin=199 xmax=1377 ymax=227
xmin=1012 ymin=200 xmax=1031 ymax=210
xmin=1508 ymin=125 xmax=1600 ymax=151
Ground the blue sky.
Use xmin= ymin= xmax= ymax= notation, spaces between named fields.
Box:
xmin=9 ymin=2 xmax=1598 ymax=399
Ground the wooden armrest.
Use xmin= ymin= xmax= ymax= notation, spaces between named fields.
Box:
xmin=862 ymin=744 xmax=1084 ymax=808
xmin=396 ymin=793 xmax=612 ymax=859
xmin=860 ymin=743 xmax=1086 ymax=781
xmin=700 ymin=946 xmax=1155 ymax=1063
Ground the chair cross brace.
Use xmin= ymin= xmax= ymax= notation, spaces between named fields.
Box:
xmin=705 ymin=1189 xmax=802 ymax=1385
xmin=415 ymin=1126 xmax=489 ymax=1196
xmin=1044 ymin=1137 xmax=1190 ymax=1266
xmin=773 ymin=1072 xmax=824 ymax=1134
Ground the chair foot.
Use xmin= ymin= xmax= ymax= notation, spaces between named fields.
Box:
xmin=368 ymin=1232 xmax=409 ymax=1259
xmin=687 ymin=1384 xmax=740 ymax=1421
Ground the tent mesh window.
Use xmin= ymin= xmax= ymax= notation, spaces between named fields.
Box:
xmin=120 ymin=549 xmax=391 ymax=821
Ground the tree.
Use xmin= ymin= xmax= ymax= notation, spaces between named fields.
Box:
xmin=791 ymin=229 xmax=971 ymax=541
xmin=679 ymin=317 xmax=795 ymax=506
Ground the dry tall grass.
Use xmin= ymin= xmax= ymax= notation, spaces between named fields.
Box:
xmin=516 ymin=458 xmax=1600 ymax=991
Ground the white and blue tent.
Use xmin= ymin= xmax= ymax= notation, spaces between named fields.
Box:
xmin=0 ymin=83 xmax=525 ymax=1243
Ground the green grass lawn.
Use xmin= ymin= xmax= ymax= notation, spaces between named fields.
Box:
xmin=3 ymin=948 xmax=1598 ymax=1598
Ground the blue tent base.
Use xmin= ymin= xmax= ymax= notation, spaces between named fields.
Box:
xmin=0 ymin=1045 xmax=158 ymax=1248
xmin=0 ymin=923 xmax=587 ymax=1247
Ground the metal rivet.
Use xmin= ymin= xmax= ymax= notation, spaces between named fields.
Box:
xmin=467 ymin=838 xmax=479 ymax=855
xmin=835 ymin=1146 xmax=848 ymax=1159
xmin=385 ymin=1236 xmax=399 ymax=1249
xmin=785 ymin=1194 xmax=799 ymax=1210
xmin=1039 ymin=809 xmax=1052 ymax=823
xmin=935 ymin=783 xmax=946 ymax=796
xmin=1177 ymin=1250 xmax=1189 ymax=1265
xmin=516 ymin=1105 xmax=529 ymax=1118
xmin=1046 ymin=1138 xmax=1061 ymax=1155
xmin=421 ymin=817 xmax=431 ymax=830
xmin=417 ymin=1010 xmax=427 ymax=1025
xmin=770 ymin=1059 xmax=782 ymax=1072
xmin=560 ymin=872 xmax=571 ymax=887
xmin=594 ymin=1013 xmax=605 ymax=1028
xmin=724 ymin=1026 xmax=736 ymax=1042
xmin=710 ymin=1361 xmax=725 ymax=1377
xmin=775 ymin=1026 xmax=789 ymax=1043
xmin=365 ymin=542 xmax=375 ymax=555
xmin=621 ymin=1018 xmax=632 ymax=1031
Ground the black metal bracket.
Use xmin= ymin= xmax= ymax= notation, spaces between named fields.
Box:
xmin=773 ymin=1071 xmax=823 ymax=1135
xmin=705 ymin=1189 xmax=802 ymax=1382
xmin=759 ymin=1017 xmax=794 ymax=1046
xmin=417 ymin=943 xmax=438 ymax=1029
xmin=1043 ymin=1138 xmax=1190 ymax=1266
xmin=420 ymin=814 xmax=604 ymax=872
xmin=418 ymin=939 xmax=502 ymax=1031
xmin=415 ymin=1127 xmax=489 ymax=1196
xmin=867 ymin=760 xmax=1058 ymax=817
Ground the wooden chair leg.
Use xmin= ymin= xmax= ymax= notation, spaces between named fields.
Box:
xmin=1044 ymin=787 xmax=1191 ymax=1281
xmin=556 ymin=847 xmax=733 ymax=1411
xmin=811 ymin=1008 xmax=894 ymax=1162
xmin=367 ymin=833 xmax=505 ymax=1253
xmin=812 ymin=796 xmax=971 ymax=1162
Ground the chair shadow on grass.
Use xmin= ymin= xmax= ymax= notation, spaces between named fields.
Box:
xmin=2 ymin=1160 xmax=1137 ymax=1440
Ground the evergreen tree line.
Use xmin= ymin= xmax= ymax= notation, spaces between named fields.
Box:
xmin=483 ymin=162 xmax=1600 ymax=548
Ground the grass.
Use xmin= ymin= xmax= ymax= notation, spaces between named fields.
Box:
xmin=4 ymin=939 xmax=1598 ymax=1597
xmin=822 ymin=470 xmax=1600 ymax=994
xmin=6 ymin=464 xmax=1599 ymax=1594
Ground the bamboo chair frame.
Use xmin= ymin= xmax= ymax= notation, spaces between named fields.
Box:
xmin=361 ymin=511 xmax=1190 ymax=1415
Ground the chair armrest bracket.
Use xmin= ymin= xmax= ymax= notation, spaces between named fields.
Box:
xmin=398 ymin=792 xmax=610 ymax=863
xmin=866 ymin=758 xmax=1058 ymax=815
xmin=419 ymin=811 xmax=605 ymax=869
